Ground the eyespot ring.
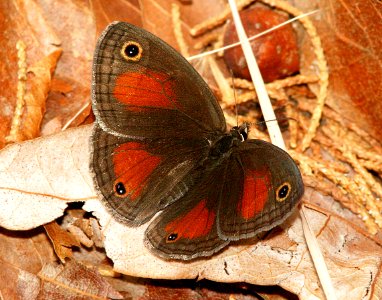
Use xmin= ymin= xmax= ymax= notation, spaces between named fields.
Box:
xmin=121 ymin=41 xmax=143 ymax=61
xmin=276 ymin=182 xmax=292 ymax=202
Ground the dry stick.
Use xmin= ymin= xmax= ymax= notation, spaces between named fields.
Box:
xmin=359 ymin=159 xmax=382 ymax=173
xmin=285 ymin=98 xmax=298 ymax=148
xmin=233 ymin=74 xmax=318 ymax=95
xmin=234 ymin=75 xmax=318 ymax=105
xmin=299 ymin=206 xmax=337 ymax=299
xmin=207 ymin=56 xmax=235 ymax=105
xmin=227 ymin=1 xmax=336 ymax=299
xmin=234 ymin=74 xmax=318 ymax=90
xmin=194 ymin=31 xmax=221 ymax=50
xmin=62 ymin=102 xmax=91 ymax=131
xmin=172 ymin=4 xmax=234 ymax=104
xmin=227 ymin=0 xmax=284 ymax=148
xmin=261 ymin=0 xmax=329 ymax=151
xmin=189 ymin=0 xmax=325 ymax=151
xmin=171 ymin=3 xmax=190 ymax=57
xmin=6 ymin=41 xmax=27 ymax=143
xmin=188 ymin=11 xmax=319 ymax=112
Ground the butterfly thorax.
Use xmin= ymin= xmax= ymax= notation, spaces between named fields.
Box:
xmin=207 ymin=123 xmax=249 ymax=163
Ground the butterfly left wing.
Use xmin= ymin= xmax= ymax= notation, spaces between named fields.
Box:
xmin=217 ymin=140 xmax=304 ymax=240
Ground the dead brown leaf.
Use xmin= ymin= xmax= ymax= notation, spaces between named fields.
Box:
xmin=298 ymin=0 xmax=382 ymax=141
xmin=0 ymin=226 xmax=121 ymax=298
xmin=0 ymin=125 xmax=381 ymax=298
xmin=1 ymin=0 xmax=382 ymax=298
xmin=0 ymin=0 xmax=95 ymax=148
xmin=0 ymin=227 xmax=56 ymax=299
xmin=91 ymin=0 xmax=225 ymax=55
xmin=44 ymin=221 xmax=81 ymax=263
xmin=38 ymin=260 xmax=122 ymax=299
xmin=7 ymin=49 xmax=62 ymax=143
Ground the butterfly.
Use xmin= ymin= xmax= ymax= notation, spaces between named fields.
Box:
xmin=90 ymin=22 xmax=304 ymax=260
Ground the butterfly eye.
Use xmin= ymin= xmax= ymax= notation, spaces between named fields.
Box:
xmin=114 ymin=182 xmax=127 ymax=196
xmin=121 ymin=41 xmax=143 ymax=61
xmin=276 ymin=182 xmax=291 ymax=202
xmin=166 ymin=233 xmax=179 ymax=243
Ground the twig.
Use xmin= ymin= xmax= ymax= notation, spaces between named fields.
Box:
xmin=171 ymin=3 xmax=190 ymax=57
xmin=227 ymin=0 xmax=285 ymax=149
xmin=6 ymin=41 xmax=27 ymax=143
xmin=261 ymin=0 xmax=329 ymax=151
xmin=300 ymin=205 xmax=338 ymax=300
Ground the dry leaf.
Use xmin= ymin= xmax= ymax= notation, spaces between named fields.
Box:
xmin=0 ymin=0 xmax=61 ymax=148
xmin=1 ymin=0 xmax=382 ymax=298
xmin=298 ymin=0 xmax=382 ymax=141
xmin=91 ymin=0 xmax=225 ymax=54
xmin=0 ymin=125 xmax=95 ymax=230
xmin=8 ymin=49 xmax=63 ymax=142
xmin=1 ymin=125 xmax=381 ymax=298
xmin=38 ymin=260 xmax=122 ymax=299
xmin=44 ymin=221 xmax=81 ymax=262
xmin=85 ymin=198 xmax=382 ymax=298
xmin=0 ymin=227 xmax=56 ymax=299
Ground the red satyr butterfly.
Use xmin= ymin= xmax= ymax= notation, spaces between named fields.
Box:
xmin=90 ymin=22 xmax=304 ymax=260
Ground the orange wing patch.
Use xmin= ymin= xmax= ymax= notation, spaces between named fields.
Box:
xmin=237 ymin=168 xmax=272 ymax=220
xmin=165 ymin=199 xmax=216 ymax=241
xmin=113 ymin=70 xmax=177 ymax=110
xmin=113 ymin=142 xmax=161 ymax=200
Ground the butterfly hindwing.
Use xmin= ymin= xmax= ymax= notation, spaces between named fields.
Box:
xmin=145 ymin=164 xmax=230 ymax=260
xmin=217 ymin=139 xmax=304 ymax=240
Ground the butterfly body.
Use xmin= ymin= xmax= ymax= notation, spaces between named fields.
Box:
xmin=90 ymin=22 xmax=304 ymax=260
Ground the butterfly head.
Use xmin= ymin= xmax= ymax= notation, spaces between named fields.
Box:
xmin=230 ymin=123 xmax=249 ymax=142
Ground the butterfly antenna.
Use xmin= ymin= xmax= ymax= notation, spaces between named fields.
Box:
xmin=254 ymin=117 xmax=297 ymax=126
xmin=230 ymin=69 xmax=239 ymax=127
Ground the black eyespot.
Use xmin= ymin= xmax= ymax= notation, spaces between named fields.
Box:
xmin=167 ymin=233 xmax=178 ymax=242
xmin=125 ymin=44 xmax=139 ymax=57
xmin=278 ymin=185 xmax=289 ymax=198
xmin=276 ymin=182 xmax=291 ymax=202
xmin=121 ymin=41 xmax=143 ymax=61
xmin=115 ymin=182 xmax=126 ymax=195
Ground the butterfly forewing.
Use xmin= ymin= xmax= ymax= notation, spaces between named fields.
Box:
xmin=92 ymin=22 xmax=226 ymax=140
